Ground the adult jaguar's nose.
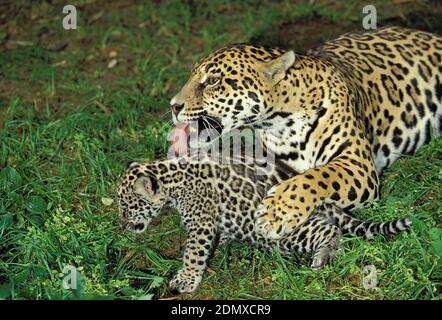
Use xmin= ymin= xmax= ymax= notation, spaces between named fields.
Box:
xmin=171 ymin=103 xmax=184 ymax=117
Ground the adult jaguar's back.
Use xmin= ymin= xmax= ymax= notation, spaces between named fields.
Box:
xmin=308 ymin=26 xmax=442 ymax=170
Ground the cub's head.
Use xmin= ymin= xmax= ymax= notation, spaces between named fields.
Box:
xmin=117 ymin=161 xmax=168 ymax=233
xmin=170 ymin=44 xmax=295 ymax=134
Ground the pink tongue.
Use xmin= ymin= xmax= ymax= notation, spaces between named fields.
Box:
xmin=171 ymin=123 xmax=189 ymax=155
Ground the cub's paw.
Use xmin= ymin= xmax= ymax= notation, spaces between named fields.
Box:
xmin=169 ymin=271 xmax=202 ymax=294
xmin=218 ymin=234 xmax=230 ymax=245
xmin=310 ymin=247 xmax=333 ymax=270
xmin=310 ymin=233 xmax=340 ymax=270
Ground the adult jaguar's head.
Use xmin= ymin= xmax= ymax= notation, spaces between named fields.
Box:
xmin=117 ymin=161 xmax=169 ymax=234
xmin=170 ymin=44 xmax=295 ymax=134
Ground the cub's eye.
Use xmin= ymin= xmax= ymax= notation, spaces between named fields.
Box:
xmin=205 ymin=77 xmax=220 ymax=86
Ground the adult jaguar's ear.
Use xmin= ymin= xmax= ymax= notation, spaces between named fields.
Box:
xmin=133 ymin=175 xmax=159 ymax=198
xmin=263 ymin=50 xmax=295 ymax=85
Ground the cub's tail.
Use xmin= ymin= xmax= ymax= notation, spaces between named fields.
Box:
xmin=319 ymin=204 xmax=412 ymax=239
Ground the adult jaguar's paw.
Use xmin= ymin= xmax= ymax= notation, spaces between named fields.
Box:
xmin=255 ymin=181 xmax=313 ymax=240
xmin=169 ymin=271 xmax=202 ymax=294
xmin=255 ymin=204 xmax=293 ymax=240
xmin=254 ymin=185 xmax=297 ymax=240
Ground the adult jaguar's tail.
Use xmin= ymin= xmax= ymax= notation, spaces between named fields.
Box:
xmin=319 ymin=203 xmax=412 ymax=239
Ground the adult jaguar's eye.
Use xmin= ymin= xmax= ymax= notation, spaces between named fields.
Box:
xmin=205 ymin=77 xmax=220 ymax=86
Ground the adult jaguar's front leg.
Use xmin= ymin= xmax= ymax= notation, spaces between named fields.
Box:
xmin=255 ymin=155 xmax=379 ymax=240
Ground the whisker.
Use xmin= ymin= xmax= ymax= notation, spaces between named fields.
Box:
xmin=202 ymin=117 xmax=217 ymax=142
xmin=157 ymin=110 xmax=173 ymax=121
xmin=201 ymin=116 xmax=223 ymax=152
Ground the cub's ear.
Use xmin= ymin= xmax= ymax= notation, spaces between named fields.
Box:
xmin=125 ymin=160 xmax=138 ymax=170
xmin=262 ymin=50 xmax=295 ymax=85
xmin=133 ymin=176 xmax=159 ymax=198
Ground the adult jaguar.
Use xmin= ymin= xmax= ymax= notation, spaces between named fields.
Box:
xmin=170 ymin=26 xmax=442 ymax=239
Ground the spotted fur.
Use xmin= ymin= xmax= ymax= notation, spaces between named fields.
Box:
xmin=171 ymin=27 xmax=441 ymax=239
xmin=117 ymin=156 xmax=411 ymax=293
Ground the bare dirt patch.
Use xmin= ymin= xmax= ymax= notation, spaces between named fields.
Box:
xmin=250 ymin=0 xmax=442 ymax=53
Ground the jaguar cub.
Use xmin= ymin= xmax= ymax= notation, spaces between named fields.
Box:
xmin=117 ymin=156 xmax=411 ymax=293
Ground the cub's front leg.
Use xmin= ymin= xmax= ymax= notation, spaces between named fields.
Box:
xmin=169 ymin=219 xmax=217 ymax=293
xmin=256 ymin=156 xmax=379 ymax=239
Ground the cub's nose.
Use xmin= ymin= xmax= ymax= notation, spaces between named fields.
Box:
xmin=125 ymin=222 xmax=146 ymax=233
xmin=171 ymin=103 xmax=184 ymax=117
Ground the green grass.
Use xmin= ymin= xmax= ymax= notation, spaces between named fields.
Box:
xmin=0 ymin=0 xmax=441 ymax=300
